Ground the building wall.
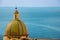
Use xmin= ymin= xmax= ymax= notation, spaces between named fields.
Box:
xmin=3 ymin=36 xmax=9 ymax=40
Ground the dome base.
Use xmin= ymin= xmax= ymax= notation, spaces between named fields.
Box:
xmin=3 ymin=36 xmax=29 ymax=40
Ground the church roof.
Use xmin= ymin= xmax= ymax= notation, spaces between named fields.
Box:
xmin=4 ymin=8 xmax=28 ymax=38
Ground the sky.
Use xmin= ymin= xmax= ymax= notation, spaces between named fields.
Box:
xmin=0 ymin=0 xmax=60 ymax=7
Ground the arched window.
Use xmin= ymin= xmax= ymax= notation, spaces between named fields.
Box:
xmin=22 ymin=38 xmax=26 ymax=40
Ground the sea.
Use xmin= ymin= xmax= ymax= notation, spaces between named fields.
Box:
xmin=0 ymin=7 xmax=60 ymax=40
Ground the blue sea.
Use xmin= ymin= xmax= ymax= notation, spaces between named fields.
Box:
xmin=0 ymin=7 xmax=60 ymax=39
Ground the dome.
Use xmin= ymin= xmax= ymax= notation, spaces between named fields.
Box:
xmin=4 ymin=8 xmax=28 ymax=38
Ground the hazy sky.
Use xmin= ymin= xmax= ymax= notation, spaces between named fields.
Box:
xmin=0 ymin=0 xmax=60 ymax=7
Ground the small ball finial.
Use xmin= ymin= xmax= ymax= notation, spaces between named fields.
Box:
xmin=15 ymin=7 xmax=17 ymax=9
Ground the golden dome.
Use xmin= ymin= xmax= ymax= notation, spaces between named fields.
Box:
xmin=4 ymin=8 xmax=28 ymax=38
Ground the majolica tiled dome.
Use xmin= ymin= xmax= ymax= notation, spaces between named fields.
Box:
xmin=4 ymin=8 xmax=28 ymax=38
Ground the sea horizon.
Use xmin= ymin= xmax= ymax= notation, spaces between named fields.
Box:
xmin=0 ymin=7 xmax=60 ymax=39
